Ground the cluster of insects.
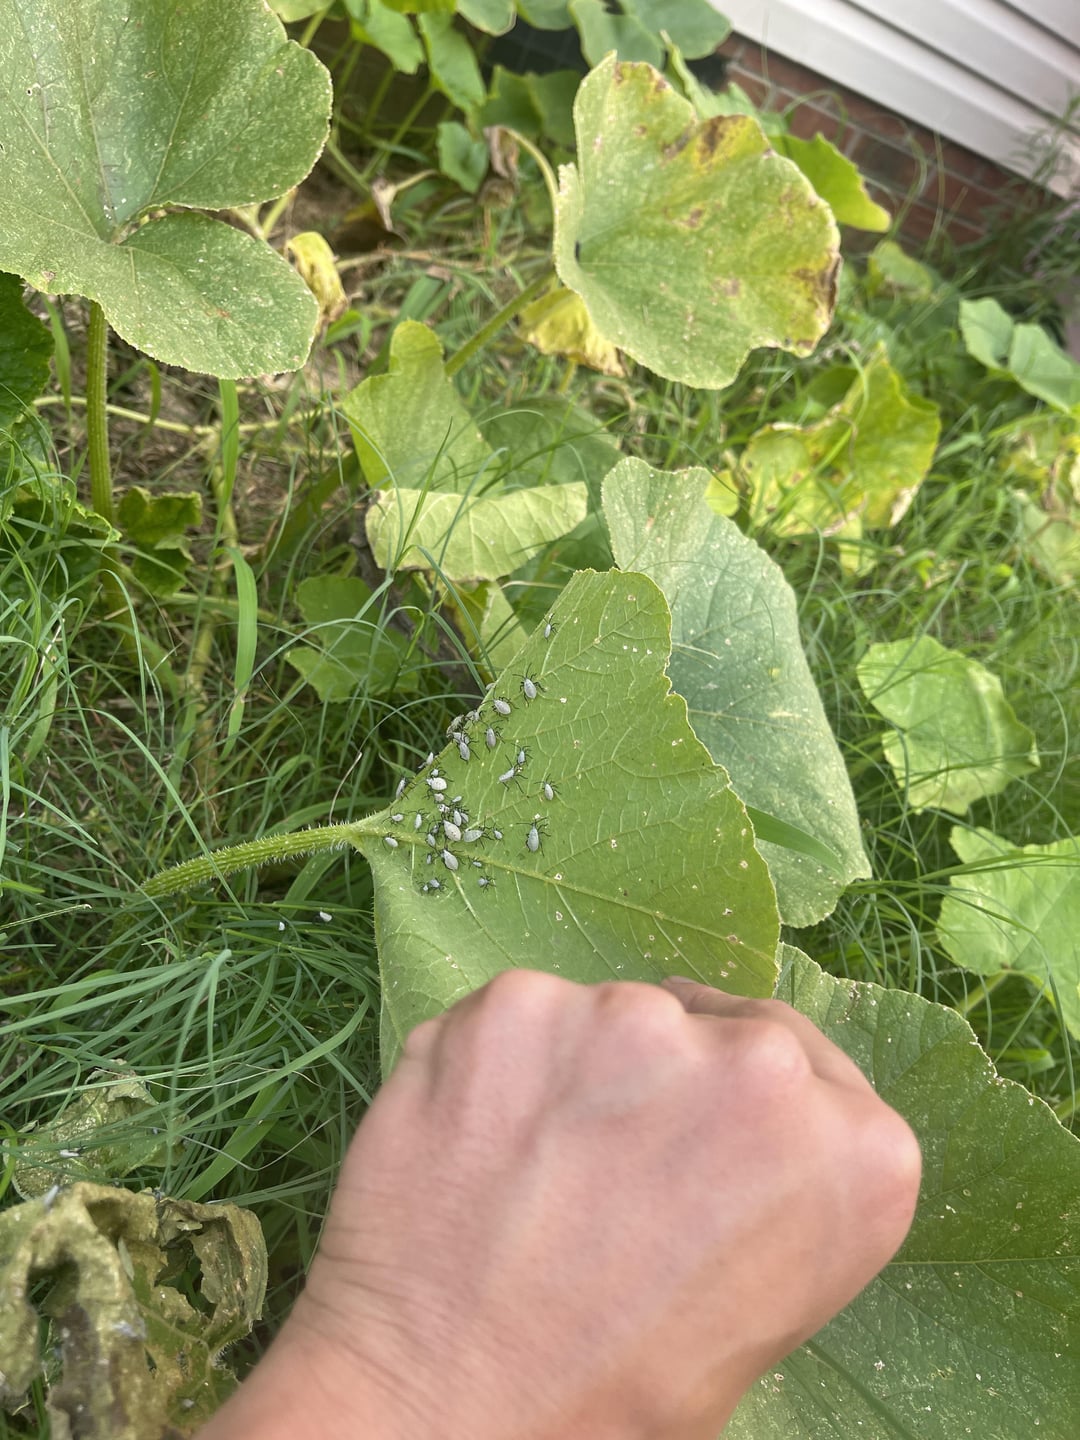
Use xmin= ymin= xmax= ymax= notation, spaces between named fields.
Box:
xmin=382 ymin=623 xmax=560 ymax=896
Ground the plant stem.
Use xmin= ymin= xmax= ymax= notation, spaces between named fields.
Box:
xmin=258 ymin=187 xmax=297 ymax=243
xmin=36 ymin=394 xmax=318 ymax=437
xmin=445 ymin=268 xmax=556 ymax=378
xmin=954 ymin=971 xmax=1009 ymax=1017
xmin=83 ymin=301 xmax=180 ymax=697
xmin=505 ymin=130 xmax=560 ymax=211
xmin=181 ymin=380 xmax=244 ymax=815
xmin=297 ymin=4 xmax=331 ymax=49
xmin=85 ymin=300 xmax=114 ymax=524
xmin=1054 ymin=1091 xmax=1080 ymax=1125
xmin=142 ymin=822 xmax=364 ymax=897
xmin=357 ymin=63 xmax=395 ymax=145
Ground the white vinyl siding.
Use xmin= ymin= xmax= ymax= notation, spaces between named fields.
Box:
xmin=715 ymin=0 xmax=1080 ymax=192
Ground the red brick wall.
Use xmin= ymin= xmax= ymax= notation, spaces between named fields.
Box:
xmin=721 ymin=33 xmax=1038 ymax=247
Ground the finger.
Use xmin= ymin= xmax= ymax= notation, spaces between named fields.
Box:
xmin=661 ymin=977 xmax=871 ymax=1092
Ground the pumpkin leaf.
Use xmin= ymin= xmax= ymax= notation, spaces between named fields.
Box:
xmin=554 ymin=56 xmax=840 ymax=389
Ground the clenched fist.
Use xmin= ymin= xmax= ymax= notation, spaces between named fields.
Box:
xmin=199 ymin=971 xmax=920 ymax=1440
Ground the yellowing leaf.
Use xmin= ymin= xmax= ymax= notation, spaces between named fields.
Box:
xmin=742 ymin=352 xmax=940 ymax=538
xmin=554 ymin=56 xmax=840 ymax=389
xmin=0 ymin=1183 xmax=265 ymax=1438
xmin=518 ymin=286 xmax=625 ymax=375
xmin=286 ymin=231 xmax=347 ymax=327
xmin=775 ymin=133 xmax=891 ymax=232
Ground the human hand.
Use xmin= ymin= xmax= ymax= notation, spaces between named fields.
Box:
xmin=200 ymin=970 xmax=920 ymax=1440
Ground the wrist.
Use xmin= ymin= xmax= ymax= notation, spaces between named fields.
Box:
xmin=194 ymin=1310 xmax=404 ymax=1440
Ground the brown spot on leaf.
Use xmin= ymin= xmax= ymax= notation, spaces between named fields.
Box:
xmin=684 ymin=207 xmax=704 ymax=228
xmin=793 ymin=256 xmax=841 ymax=317
xmin=662 ymin=128 xmax=691 ymax=163
xmin=633 ymin=124 xmax=647 ymax=138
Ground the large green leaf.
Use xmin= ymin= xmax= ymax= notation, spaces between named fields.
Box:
xmin=604 ymin=461 xmax=869 ymax=926
xmin=341 ymin=321 xmax=491 ymax=489
xmin=0 ymin=274 xmax=52 ymax=433
xmin=554 ymin=56 xmax=840 ymax=389
xmin=344 ymin=0 xmax=425 ymax=72
xmin=0 ymin=1182 xmax=266 ymax=1439
xmin=457 ymin=0 xmax=517 ymax=33
xmin=775 ymin=133 xmax=891 ymax=232
xmin=286 ymin=574 xmax=425 ymax=701
xmin=726 ymin=947 xmax=1080 ymax=1438
xmin=938 ymin=826 xmax=1080 ymax=1039
xmin=479 ymin=66 xmax=581 ymax=148
xmin=349 ymin=569 xmax=780 ymax=1073
xmin=958 ymin=295 xmax=1015 ymax=370
xmin=366 ymin=482 xmax=588 ymax=579
xmin=960 ymin=297 xmax=1080 ymax=413
xmin=742 ymin=351 xmax=941 ymax=541
xmin=571 ymin=0 xmax=667 ymax=66
xmin=571 ymin=0 xmax=730 ymax=68
xmin=419 ymin=14 xmax=487 ymax=112
xmin=345 ymin=327 xmax=603 ymax=580
xmin=0 ymin=0 xmax=330 ymax=376
xmin=856 ymin=636 xmax=1039 ymax=814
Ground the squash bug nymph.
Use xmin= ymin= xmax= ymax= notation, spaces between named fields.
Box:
xmin=477 ymin=874 xmax=495 ymax=890
xmin=493 ymin=696 xmax=512 ymax=718
xmin=525 ymin=819 xmax=548 ymax=854
xmin=384 ymin=835 xmax=399 ymax=849
xmin=542 ymin=620 xmax=556 ymax=641
xmin=443 ymin=820 xmax=463 ymax=843
xmin=441 ymin=849 xmax=459 ymax=872
xmin=520 ymin=671 xmax=543 ymax=702
xmin=541 ymin=780 xmax=556 ymax=802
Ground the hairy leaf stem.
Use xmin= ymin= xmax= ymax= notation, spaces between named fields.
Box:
xmin=85 ymin=300 xmax=114 ymax=524
xmin=143 ymin=822 xmax=363 ymax=898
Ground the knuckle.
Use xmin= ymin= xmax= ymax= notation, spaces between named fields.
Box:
xmin=594 ymin=980 xmax=686 ymax=1041
xmin=874 ymin=1107 xmax=923 ymax=1202
xmin=733 ymin=1016 xmax=813 ymax=1088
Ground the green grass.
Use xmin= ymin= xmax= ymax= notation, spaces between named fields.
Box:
xmin=3 ymin=139 xmax=1079 ymax=1431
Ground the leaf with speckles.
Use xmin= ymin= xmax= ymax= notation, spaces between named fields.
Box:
xmin=725 ymin=946 xmax=1080 ymax=1439
xmin=553 ymin=55 xmax=840 ymax=389
xmin=604 ymin=459 xmax=869 ymax=926
xmin=0 ymin=273 xmax=52 ymax=433
xmin=347 ymin=568 xmax=780 ymax=1075
xmin=0 ymin=0 xmax=331 ymax=376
